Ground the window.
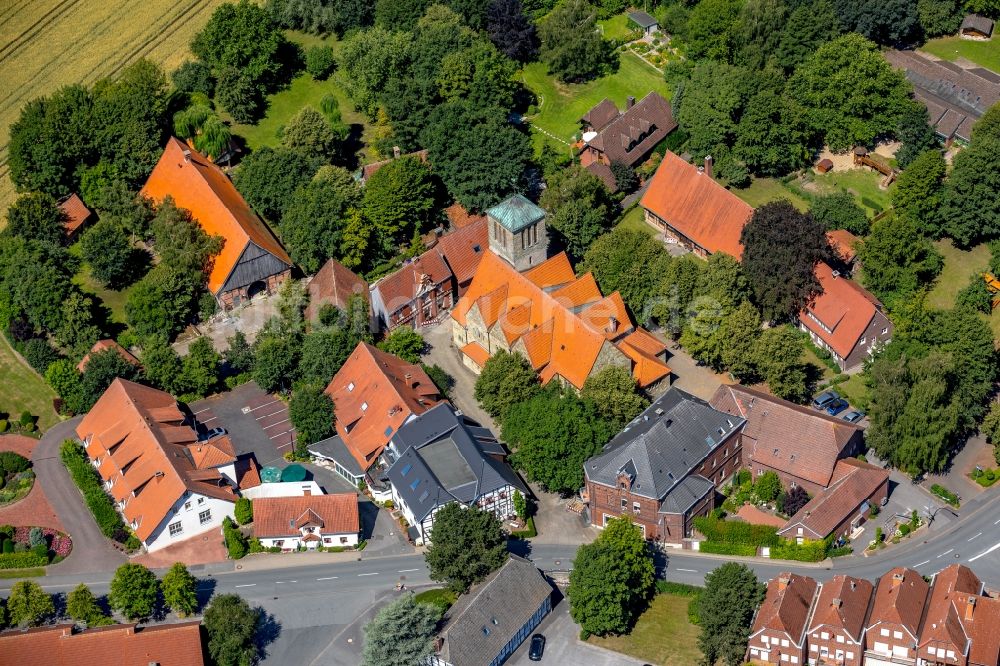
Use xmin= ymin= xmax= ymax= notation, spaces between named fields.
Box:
xmin=197 ymin=497 xmax=205 ymax=505
xmin=184 ymin=501 xmax=192 ymax=510
xmin=275 ymin=540 xmax=284 ymax=547
xmin=324 ymin=537 xmax=332 ymax=544
xmin=893 ymin=631 xmax=903 ymax=640
xmin=781 ymin=639 xmax=789 ymax=648
xmin=340 ymin=536 xmax=348 ymax=544
xmin=810 ymin=645 xmax=817 ymax=652
xmin=880 ymin=628 xmax=890 ymax=637
xmin=821 ymin=632 xmax=829 ymax=640
xmin=621 ymin=498 xmax=628 ymax=509
xmin=762 ymin=636 xmax=769 ymax=644
xmin=882 ymin=327 xmax=888 ymax=335
xmin=632 ymin=502 xmax=641 ymax=513
xmin=347 ymin=382 xmax=355 ymax=392
xmin=836 ymin=635 xmax=844 ymax=644
xmin=845 ymin=652 xmax=853 ymax=660
xmin=199 ymin=509 xmax=212 ymax=525
xmin=169 ymin=522 xmax=183 ymax=537
xmin=860 ymin=337 xmax=866 ymax=345
xmin=361 ymin=402 xmax=368 ymax=411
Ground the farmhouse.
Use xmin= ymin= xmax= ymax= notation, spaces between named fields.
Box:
xmin=746 ymin=573 xmax=819 ymax=666
xmin=385 ymin=403 xmax=526 ymax=545
xmin=252 ymin=493 xmax=359 ymax=551
xmin=640 ymin=150 xmax=754 ymax=259
xmin=75 ymin=379 xmax=257 ymax=552
xmin=141 ymin=138 xmax=293 ymax=309
xmin=710 ymin=384 xmax=865 ymax=496
xmin=799 ymin=262 xmax=893 ymax=372
xmin=584 ymin=388 xmax=744 ymax=545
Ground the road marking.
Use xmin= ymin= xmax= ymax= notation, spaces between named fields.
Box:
xmin=256 ymin=408 xmax=288 ymax=422
xmin=676 ymin=568 xmax=698 ymax=573
xmin=235 ymin=584 xmax=256 ymax=588
xmin=398 ymin=569 xmax=419 ymax=573
xmin=357 ymin=573 xmax=378 ymax=577
xmin=316 ymin=576 xmax=338 ymax=581
xmin=995 ymin=518 xmax=1000 ymax=525
xmin=969 ymin=532 xmax=983 ymax=541
xmin=914 ymin=560 xmax=930 ymax=567
xmin=969 ymin=542 xmax=1000 ymax=562
xmin=245 ymin=399 xmax=280 ymax=413
xmin=193 ymin=407 xmax=213 ymax=415
xmin=268 ymin=428 xmax=296 ymax=441
xmin=262 ymin=420 xmax=291 ymax=431
xmin=937 ymin=549 xmax=954 ymax=558
xmin=275 ymin=581 xmax=297 ymax=584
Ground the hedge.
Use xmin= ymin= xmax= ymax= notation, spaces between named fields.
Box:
xmin=698 ymin=541 xmax=757 ymax=556
xmin=511 ymin=517 xmax=537 ymax=539
xmin=60 ymin=441 xmax=127 ymax=541
xmin=930 ymin=484 xmax=960 ymax=507
xmin=693 ymin=516 xmax=780 ymax=547
xmin=656 ymin=580 xmax=702 ymax=596
xmin=769 ymin=539 xmax=827 ymax=562
xmin=0 ymin=551 xmax=48 ymax=569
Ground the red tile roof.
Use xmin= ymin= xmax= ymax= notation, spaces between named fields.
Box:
xmin=868 ymin=567 xmax=929 ymax=637
xmin=75 ymin=379 xmax=236 ymax=541
xmin=586 ymin=93 xmax=678 ymax=167
xmin=324 ymin=342 xmax=443 ymax=470
xmin=187 ymin=436 xmax=237 ymax=470
xmin=0 ymin=621 xmax=205 ymax=665
xmin=779 ymin=458 xmax=889 ymax=540
xmin=373 ymin=248 xmax=452 ymax=316
xmin=584 ymin=162 xmax=618 ymax=193
xmin=710 ymin=384 xmax=863 ymax=488
xmin=305 ymin=258 xmax=368 ymax=322
xmin=461 ymin=341 xmax=491 ymax=368
xmin=522 ymin=253 xmax=576 ymax=290
xmin=253 ymin=493 xmax=359 ymax=538
xmin=436 ymin=217 xmax=488 ymax=286
xmin=751 ymin=573 xmax=818 ymax=644
xmin=919 ymin=564 xmax=981 ymax=661
xmin=58 ymin=193 xmax=93 ymax=236
xmin=581 ymin=98 xmax=621 ymax=131
xmin=640 ymin=150 xmax=753 ymax=259
xmin=799 ymin=262 xmax=883 ymax=360
xmin=77 ymin=339 xmax=142 ymax=373
xmin=445 ymin=202 xmax=487 ymax=229
xmin=826 ymin=229 xmax=859 ymax=264
xmin=141 ymin=138 xmax=292 ymax=295
xmin=808 ymin=575 xmax=874 ymax=644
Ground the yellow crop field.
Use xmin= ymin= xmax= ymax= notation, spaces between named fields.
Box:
xmin=0 ymin=0 xmax=232 ymax=223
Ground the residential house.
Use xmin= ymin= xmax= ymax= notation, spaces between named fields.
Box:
xmin=799 ymin=262 xmax=894 ymax=372
xmin=584 ymin=388 xmax=744 ymax=544
xmin=778 ymin=459 xmax=889 ymax=543
xmin=384 ymin=404 xmax=526 ymax=545
xmin=865 ymin=567 xmax=930 ymax=665
xmin=370 ymin=218 xmax=488 ymax=331
xmin=356 ymin=147 xmax=428 ymax=185
xmin=77 ymin=339 xmax=142 ymax=373
xmin=75 ymin=379 xmax=256 ymax=552
xmin=318 ymin=342 xmax=443 ymax=486
xmin=484 ymin=194 xmax=548 ymax=272
xmin=452 ymin=250 xmax=671 ymax=392
xmin=628 ymin=10 xmax=659 ymax=35
xmin=141 ymin=137 xmax=293 ymax=309
xmin=884 ymin=50 xmax=1000 ymax=144
xmin=305 ymin=258 xmax=368 ymax=324
xmin=0 ymin=620 xmax=206 ymax=665
xmin=252 ymin=493 xmax=359 ymax=550
xmin=579 ymin=92 xmax=676 ymax=192
xmin=806 ymin=575 xmax=875 ymax=666
xmin=58 ymin=193 xmax=93 ymax=239
xmin=710 ymin=384 xmax=866 ymax=496
xmin=919 ymin=564 xmax=1000 ymax=666
xmin=960 ymin=14 xmax=994 ymax=39
xmin=428 ymin=556 xmax=553 ymax=666
xmin=747 ymin=573 xmax=819 ymax=666
xmin=640 ymin=150 xmax=754 ymax=259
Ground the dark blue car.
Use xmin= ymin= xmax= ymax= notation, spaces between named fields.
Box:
xmin=825 ymin=398 xmax=849 ymax=416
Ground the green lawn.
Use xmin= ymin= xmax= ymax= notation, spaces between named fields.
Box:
xmin=73 ymin=268 xmax=132 ymax=326
xmin=522 ymin=50 xmax=672 ymax=148
xmin=921 ymin=35 xmax=1000 ymax=74
xmin=808 ymin=169 xmax=893 ymax=216
xmin=598 ymin=13 xmax=639 ymax=41
xmin=927 ymin=239 xmax=991 ymax=310
xmin=617 ymin=205 xmax=658 ymax=237
xmin=0 ymin=335 xmax=59 ymax=431
xmin=732 ymin=177 xmax=809 ymax=211
xmin=588 ymin=593 xmax=703 ymax=666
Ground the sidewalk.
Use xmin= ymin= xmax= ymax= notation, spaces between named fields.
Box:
xmin=234 ymin=550 xmax=365 ymax=572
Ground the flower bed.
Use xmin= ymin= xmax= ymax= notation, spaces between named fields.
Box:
xmin=0 ymin=451 xmax=33 ymax=506
xmin=0 ymin=525 xmax=72 ymax=568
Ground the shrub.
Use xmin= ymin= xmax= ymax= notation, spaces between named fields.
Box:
xmin=0 ymin=551 xmax=48 ymax=569
xmin=899 ymin=523 xmax=911 ymax=536
xmin=60 ymin=441 xmax=128 ymax=541
xmin=698 ymin=541 xmax=757 ymax=556
xmin=511 ymin=517 xmax=537 ymax=539
xmin=769 ymin=539 xmax=827 ymax=562
xmin=693 ymin=516 xmax=780 ymax=548
xmin=22 ymin=339 xmax=59 ymax=375
xmin=28 ymin=527 xmax=45 ymax=548
xmin=0 ymin=420 xmax=7 ymax=433
xmin=734 ymin=468 xmax=751 ymax=486
xmin=2 ymin=539 xmax=11 ymax=554
xmin=234 ymin=497 xmax=253 ymax=525
xmin=0 ymin=452 xmax=30 ymax=474
xmin=18 ymin=411 xmax=33 ymax=428
xmin=305 ymin=45 xmax=335 ymax=79
xmin=222 ymin=516 xmax=248 ymax=559
xmin=930 ymin=484 xmax=960 ymax=507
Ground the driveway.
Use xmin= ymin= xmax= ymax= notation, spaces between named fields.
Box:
xmin=32 ymin=418 xmax=126 ymax=574
xmin=421 ymin=321 xmax=496 ymax=429
xmin=189 ymin=383 xmax=296 ymax=468
xmin=530 ymin=482 xmax=599 ymax=547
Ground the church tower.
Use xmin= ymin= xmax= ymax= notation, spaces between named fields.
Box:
xmin=485 ymin=194 xmax=548 ymax=272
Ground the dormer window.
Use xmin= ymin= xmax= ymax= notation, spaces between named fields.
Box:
xmin=361 ymin=402 xmax=368 ymax=411
xmin=347 ymin=382 xmax=355 ymax=392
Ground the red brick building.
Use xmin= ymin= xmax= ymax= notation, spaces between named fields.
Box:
xmin=584 ymin=388 xmax=744 ymax=544
xmin=865 ymin=567 xmax=930 ymax=665
xmin=747 ymin=573 xmax=819 ymax=665
xmin=806 ymin=575 xmax=875 ymax=666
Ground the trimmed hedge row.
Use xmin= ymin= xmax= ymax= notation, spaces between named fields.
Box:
xmin=0 ymin=551 xmax=48 ymax=569
xmin=59 ymin=441 xmax=127 ymax=541
xmin=693 ymin=516 xmax=780 ymax=547
xmin=769 ymin=539 xmax=827 ymax=562
xmin=698 ymin=541 xmax=756 ymax=557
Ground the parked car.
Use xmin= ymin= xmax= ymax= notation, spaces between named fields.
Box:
xmin=825 ymin=399 xmax=849 ymax=416
xmin=841 ymin=409 xmax=865 ymax=423
xmin=529 ymin=634 xmax=545 ymax=661
xmin=811 ymin=390 xmax=841 ymax=410
xmin=198 ymin=427 xmax=227 ymax=442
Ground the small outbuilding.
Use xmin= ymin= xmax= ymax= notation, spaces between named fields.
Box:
xmin=58 ymin=193 xmax=93 ymax=239
xmin=628 ymin=11 xmax=659 ymax=36
xmin=816 ymin=158 xmax=834 ymax=174
xmin=960 ymin=14 xmax=994 ymax=39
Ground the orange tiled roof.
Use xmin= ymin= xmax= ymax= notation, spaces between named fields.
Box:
xmin=58 ymin=193 xmax=93 ymax=236
xmin=75 ymin=379 xmax=236 ymax=542
xmin=436 ymin=217 xmax=488 ymax=285
xmin=826 ymin=229 xmax=859 ymax=264
xmin=253 ymin=493 xmax=359 ymax=538
xmin=77 ymin=339 xmax=142 ymax=373
xmin=618 ymin=329 xmax=671 ymax=386
xmin=305 ymin=258 xmax=368 ymax=322
xmin=141 ymin=138 xmax=292 ymax=295
xmin=187 ymin=436 xmax=237 ymax=469
xmin=461 ymin=342 xmax=491 ymax=368
xmin=453 ymin=251 xmax=664 ymax=389
xmin=799 ymin=262 xmax=881 ymax=359
xmin=868 ymin=567 xmax=929 ymax=637
xmin=324 ymin=343 xmax=444 ymax=470
xmin=0 ymin=621 xmax=205 ymax=666
xmin=640 ymin=150 xmax=753 ymax=259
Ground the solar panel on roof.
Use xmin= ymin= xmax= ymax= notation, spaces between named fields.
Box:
xmin=410 ymin=479 xmax=420 ymax=490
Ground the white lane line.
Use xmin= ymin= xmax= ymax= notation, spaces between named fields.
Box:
xmin=193 ymin=407 xmax=213 ymax=415
xmin=262 ymin=419 xmax=291 ymax=431
xmin=245 ymin=400 xmax=280 ymax=413
xmin=937 ymin=548 xmax=954 ymax=558
xmin=358 ymin=573 xmax=378 ymax=577
xmin=969 ymin=542 xmax=1000 ymax=562
xmin=969 ymin=532 xmax=983 ymax=541
xmin=256 ymin=409 xmax=288 ymax=422
xmin=914 ymin=560 xmax=930 ymax=567
xmin=995 ymin=518 xmax=1000 ymax=525
xmin=676 ymin=568 xmax=698 ymax=573
xmin=316 ymin=576 xmax=338 ymax=581
xmin=268 ymin=428 xmax=296 ymax=440
xmin=398 ymin=569 xmax=419 ymax=573
xmin=235 ymin=584 xmax=256 ymax=588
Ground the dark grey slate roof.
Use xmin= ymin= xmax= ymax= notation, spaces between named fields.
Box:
xmin=628 ymin=10 xmax=658 ymax=28
xmin=308 ymin=435 xmax=363 ymax=477
xmin=439 ymin=556 xmax=552 ymax=666
xmin=386 ymin=404 xmax=527 ymax=523
xmin=585 ymin=388 xmax=744 ymax=511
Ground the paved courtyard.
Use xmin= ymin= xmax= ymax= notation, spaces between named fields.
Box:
xmin=173 ymin=290 xmax=281 ymax=355
xmin=420 ymin=320 xmax=496 ymax=429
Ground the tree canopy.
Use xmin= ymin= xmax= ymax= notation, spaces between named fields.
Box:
xmin=203 ymin=594 xmax=261 ymax=666
xmin=938 ymin=104 xmax=1000 ymax=247
xmin=538 ymin=0 xmax=614 ymax=83
xmin=425 ymin=503 xmax=509 ymax=593
xmin=362 ymin=594 xmax=440 ymax=666
xmin=109 ymin=563 xmax=160 ymax=621
xmin=697 ymin=563 xmax=766 ymax=666
xmin=474 ymin=350 xmax=540 ymax=423
xmin=539 ymin=165 xmax=615 ymax=260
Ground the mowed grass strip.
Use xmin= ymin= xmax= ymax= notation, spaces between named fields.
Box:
xmin=0 ymin=335 xmax=59 ymax=430
xmin=921 ymin=36 xmax=1000 ymax=75
xmin=587 ymin=593 xmax=703 ymax=666
xmin=927 ymin=239 xmax=991 ymax=310
xmin=733 ymin=177 xmax=809 ymax=211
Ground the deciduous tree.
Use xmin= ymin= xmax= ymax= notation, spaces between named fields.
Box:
xmin=810 ymin=192 xmax=869 ymax=235
xmin=377 ymin=326 xmax=425 ymax=363
xmin=856 ymin=213 xmax=942 ymax=307
xmin=7 ymin=580 xmax=54 ymax=627
xmin=162 ymin=563 xmax=199 ymax=617
xmin=486 ymin=0 xmax=538 ymax=62
xmin=474 ymin=350 xmax=540 ymax=422
xmin=80 ymin=219 xmax=138 ymax=289
xmin=581 ymin=366 xmax=649 ymax=431
xmin=540 ymin=165 xmax=615 ymax=260
xmin=939 ymin=104 xmax=1000 ymax=246
xmin=425 ymin=503 xmax=508 ymax=593
xmin=361 ymin=156 xmax=439 ymax=253
xmin=252 ymin=334 xmax=300 ymax=393
xmin=538 ymin=0 xmax=613 ymax=83
xmin=232 ymin=147 xmax=318 ymax=223
xmin=892 ymin=149 xmax=946 ymax=226
xmin=67 ymin=583 xmax=113 ymax=625
xmin=203 ymin=594 xmax=260 ymax=666
xmin=583 ymin=227 xmax=672 ymax=316
xmin=281 ymin=106 xmax=340 ymax=163
xmin=4 ymin=192 xmax=66 ymax=246
xmin=289 ymin=382 xmax=335 ymax=447
xmin=109 ymin=563 xmax=159 ymax=621
xmin=698 ymin=564 xmax=765 ymax=666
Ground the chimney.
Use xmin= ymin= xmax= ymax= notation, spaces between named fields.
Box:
xmin=832 ymin=598 xmax=842 ymax=608
xmin=626 ymin=95 xmax=636 ymax=110
xmin=892 ymin=572 xmax=904 ymax=587
xmin=606 ymin=316 xmax=618 ymax=333
xmin=778 ymin=575 xmax=790 ymax=591
xmin=704 ymin=155 xmax=713 ymax=179
xmin=392 ymin=146 xmax=401 ymax=159
xmin=832 ymin=270 xmax=841 ymax=279
xmin=850 ymin=580 xmax=856 ymax=591
xmin=182 ymin=149 xmax=192 ymax=163
xmin=966 ymin=596 xmax=977 ymax=621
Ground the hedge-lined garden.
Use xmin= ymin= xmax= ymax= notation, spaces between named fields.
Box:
xmin=60 ymin=440 xmax=138 ymax=549
xmin=693 ymin=515 xmax=847 ymax=562
xmin=0 ymin=525 xmax=72 ymax=569
xmin=0 ymin=451 xmax=34 ymax=505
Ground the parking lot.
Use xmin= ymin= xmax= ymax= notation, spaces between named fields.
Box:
xmin=190 ymin=383 xmax=297 ymax=467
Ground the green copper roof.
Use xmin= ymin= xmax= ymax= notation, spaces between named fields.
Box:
xmin=486 ymin=194 xmax=545 ymax=233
